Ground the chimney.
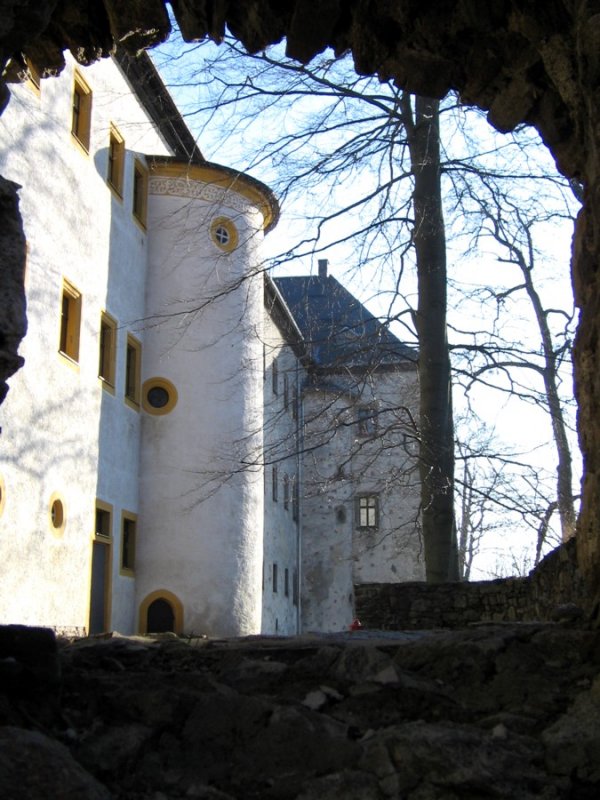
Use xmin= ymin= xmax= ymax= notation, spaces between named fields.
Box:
xmin=318 ymin=259 xmax=328 ymax=279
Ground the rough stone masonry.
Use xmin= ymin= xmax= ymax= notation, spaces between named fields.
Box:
xmin=1 ymin=623 xmax=600 ymax=799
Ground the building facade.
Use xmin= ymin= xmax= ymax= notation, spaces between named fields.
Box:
xmin=0 ymin=51 xmax=423 ymax=638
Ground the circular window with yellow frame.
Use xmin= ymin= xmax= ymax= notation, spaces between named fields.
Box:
xmin=142 ymin=377 xmax=178 ymax=416
xmin=210 ymin=216 xmax=238 ymax=252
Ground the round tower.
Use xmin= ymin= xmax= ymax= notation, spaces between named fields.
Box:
xmin=135 ymin=159 xmax=278 ymax=636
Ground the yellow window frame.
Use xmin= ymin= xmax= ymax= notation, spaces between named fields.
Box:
xmin=71 ymin=70 xmax=92 ymax=152
xmin=124 ymin=333 xmax=142 ymax=409
xmin=59 ymin=279 xmax=82 ymax=364
xmin=120 ymin=510 xmax=137 ymax=576
xmin=107 ymin=125 xmax=125 ymax=197
xmin=98 ymin=311 xmax=117 ymax=389
xmin=132 ymin=159 xmax=148 ymax=227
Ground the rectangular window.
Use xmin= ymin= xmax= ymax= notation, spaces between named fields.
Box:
xmin=357 ymin=494 xmax=379 ymax=529
xmin=292 ymin=383 xmax=298 ymax=420
xmin=71 ymin=70 xmax=92 ymax=151
xmin=26 ymin=59 xmax=41 ymax=94
xmin=284 ymin=567 xmax=289 ymax=597
xmin=358 ymin=406 xmax=377 ymax=437
xmin=293 ymin=569 xmax=299 ymax=606
xmin=283 ymin=473 xmax=289 ymax=510
xmin=59 ymin=279 xmax=82 ymax=362
xmin=98 ymin=312 xmax=117 ymax=387
xmin=125 ymin=334 xmax=142 ymax=407
xmin=272 ymin=358 xmax=278 ymax=396
xmin=132 ymin=159 xmax=148 ymax=226
xmin=95 ymin=501 xmax=112 ymax=539
xmin=121 ymin=512 xmax=137 ymax=574
xmin=292 ymin=475 xmax=299 ymax=522
xmin=107 ymin=126 xmax=125 ymax=196
xmin=272 ymin=465 xmax=278 ymax=502
xmin=272 ymin=563 xmax=278 ymax=593
xmin=283 ymin=373 xmax=289 ymax=409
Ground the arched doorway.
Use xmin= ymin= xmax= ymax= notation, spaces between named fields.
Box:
xmin=147 ymin=597 xmax=174 ymax=633
xmin=138 ymin=589 xmax=184 ymax=634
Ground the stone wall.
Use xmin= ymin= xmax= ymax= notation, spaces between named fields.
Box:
xmin=355 ymin=538 xmax=586 ymax=629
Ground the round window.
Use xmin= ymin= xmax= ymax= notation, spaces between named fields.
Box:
xmin=49 ymin=493 xmax=66 ymax=536
xmin=51 ymin=499 xmax=64 ymax=528
xmin=142 ymin=378 xmax=178 ymax=416
xmin=214 ymin=225 xmax=230 ymax=246
xmin=210 ymin=217 xmax=238 ymax=252
xmin=147 ymin=385 xmax=170 ymax=409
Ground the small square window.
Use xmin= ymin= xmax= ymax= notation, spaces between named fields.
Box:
xmin=99 ymin=312 xmax=117 ymax=387
xmin=59 ymin=279 xmax=82 ymax=362
xmin=95 ymin=502 xmax=112 ymax=538
xmin=132 ymin=159 xmax=148 ymax=227
xmin=71 ymin=70 xmax=92 ymax=152
xmin=107 ymin=126 xmax=125 ymax=196
xmin=357 ymin=406 xmax=377 ymax=437
xmin=356 ymin=494 xmax=379 ymax=529
xmin=125 ymin=334 xmax=142 ymax=408
xmin=121 ymin=512 xmax=137 ymax=574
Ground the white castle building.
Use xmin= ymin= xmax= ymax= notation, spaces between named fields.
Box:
xmin=0 ymin=50 xmax=424 ymax=637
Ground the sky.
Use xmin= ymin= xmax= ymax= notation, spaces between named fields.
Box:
xmin=150 ymin=31 xmax=581 ymax=578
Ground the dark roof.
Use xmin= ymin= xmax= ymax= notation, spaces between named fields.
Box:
xmin=114 ymin=49 xmax=203 ymax=164
xmin=273 ymin=274 xmax=417 ymax=371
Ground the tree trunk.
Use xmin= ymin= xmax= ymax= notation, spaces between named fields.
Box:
xmin=402 ymin=94 xmax=458 ymax=582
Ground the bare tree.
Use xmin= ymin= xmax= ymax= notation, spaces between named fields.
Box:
xmin=152 ymin=34 xmax=579 ymax=577
xmin=451 ymin=173 xmax=578 ymax=543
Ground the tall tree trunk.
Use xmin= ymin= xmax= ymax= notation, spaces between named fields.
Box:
xmin=402 ymin=94 xmax=458 ymax=582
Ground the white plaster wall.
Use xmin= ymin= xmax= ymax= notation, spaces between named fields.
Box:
xmin=0 ymin=55 xmax=170 ymax=632
xmin=136 ymin=175 xmax=267 ymax=636
xmin=261 ymin=312 xmax=303 ymax=634
xmin=300 ymin=366 xmax=424 ymax=632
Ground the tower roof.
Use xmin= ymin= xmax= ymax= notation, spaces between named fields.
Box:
xmin=273 ymin=271 xmax=417 ymax=371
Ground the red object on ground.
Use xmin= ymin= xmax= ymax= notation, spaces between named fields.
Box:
xmin=350 ymin=618 xmax=362 ymax=631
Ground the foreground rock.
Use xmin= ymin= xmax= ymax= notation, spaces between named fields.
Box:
xmin=1 ymin=624 xmax=600 ymax=798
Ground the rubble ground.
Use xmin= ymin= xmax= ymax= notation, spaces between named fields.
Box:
xmin=1 ymin=623 xmax=600 ymax=799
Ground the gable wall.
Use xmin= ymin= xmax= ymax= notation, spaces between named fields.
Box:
xmin=300 ymin=366 xmax=424 ymax=632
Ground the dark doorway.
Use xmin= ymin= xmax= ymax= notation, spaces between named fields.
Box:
xmin=147 ymin=597 xmax=175 ymax=633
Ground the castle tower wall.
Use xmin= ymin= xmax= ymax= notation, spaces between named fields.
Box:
xmin=136 ymin=162 xmax=275 ymax=636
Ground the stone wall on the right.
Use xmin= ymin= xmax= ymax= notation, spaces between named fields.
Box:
xmin=355 ymin=538 xmax=586 ymax=630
